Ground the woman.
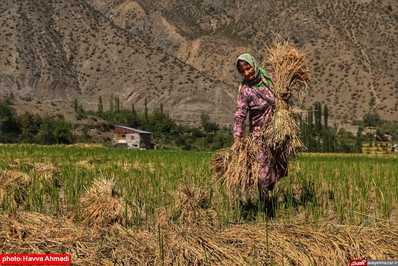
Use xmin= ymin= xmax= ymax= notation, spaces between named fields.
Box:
xmin=233 ymin=53 xmax=289 ymax=196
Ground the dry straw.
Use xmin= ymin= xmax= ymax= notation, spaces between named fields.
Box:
xmin=1 ymin=211 xmax=397 ymax=265
xmin=173 ymin=184 xmax=216 ymax=225
xmin=0 ymin=170 xmax=32 ymax=208
xmin=156 ymin=183 xmax=218 ymax=227
xmin=212 ymin=136 xmax=260 ymax=203
xmin=78 ymin=178 xmax=136 ymax=227
xmin=0 ymin=163 xmax=59 ymax=208
xmin=261 ymin=38 xmax=311 ymax=159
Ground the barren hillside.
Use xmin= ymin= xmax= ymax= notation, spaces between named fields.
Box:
xmin=0 ymin=0 xmax=397 ymax=126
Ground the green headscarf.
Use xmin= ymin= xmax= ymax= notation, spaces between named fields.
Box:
xmin=236 ymin=53 xmax=260 ymax=78
xmin=236 ymin=53 xmax=273 ymax=90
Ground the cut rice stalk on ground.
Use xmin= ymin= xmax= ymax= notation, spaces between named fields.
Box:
xmin=0 ymin=170 xmax=32 ymax=208
xmin=78 ymin=178 xmax=137 ymax=227
xmin=1 ymin=211 xmax=397 ymax=265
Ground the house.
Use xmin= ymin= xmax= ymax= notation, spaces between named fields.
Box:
xmin=113 ymin=125 xmax=153 ymax=149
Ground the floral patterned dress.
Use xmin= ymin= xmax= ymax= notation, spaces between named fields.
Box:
xmin=233 ymin=81 xmax=288 ymax=190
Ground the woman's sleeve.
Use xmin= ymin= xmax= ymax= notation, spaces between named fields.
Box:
xmin=233 ymin=89 xmax=249 ymax=138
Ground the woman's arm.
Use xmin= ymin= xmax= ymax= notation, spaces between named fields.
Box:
xmin=233 ymin=88 xmax=249 ymax=139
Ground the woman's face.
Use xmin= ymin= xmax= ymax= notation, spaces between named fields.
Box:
xmin=238 ymin=61 xmax=256 ymax=82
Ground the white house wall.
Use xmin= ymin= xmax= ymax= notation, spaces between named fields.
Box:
xmin=126 ymin=133 xmax=141 ymax=148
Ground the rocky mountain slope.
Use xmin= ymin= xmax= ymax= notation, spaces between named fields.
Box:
xmin=1 ymin=0 xmax=397 ymax=126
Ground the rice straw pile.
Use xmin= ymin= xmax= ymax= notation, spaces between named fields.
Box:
xmin=0 ymin=170 xmax=32 ymax=208
xmin=0 ymin=162 xmax=61 ymax=209
xmin=212 ymin=136 xmax=260 ymax=203
xmin=0 ymin=173 xmax=397 ymax=265
xmin=0 ymin=211 xmax=84 ymax=242
xmin=1 ymin=210 xmax=397 ymax=265
xmin=156 ymin=183 xmax=219 ymax=227
xmin=261 ymin=38 xmax=311 ymax=159
xmin=31 ymin=162 xmax=59 ymax=182
xmin=78 ymin=178 xmax=135 ymax=227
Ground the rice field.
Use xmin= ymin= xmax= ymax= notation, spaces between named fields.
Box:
xmin=0 ymin=144 xmax=397 ymax=265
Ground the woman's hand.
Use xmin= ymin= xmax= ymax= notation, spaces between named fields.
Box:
xmin=280 ymin=91 xmax=291 ymax=101
xmin=280 ymin=86 xmax=291 ymax=101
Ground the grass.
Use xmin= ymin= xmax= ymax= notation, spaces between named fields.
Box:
xmin=0 ymin=145 xmax=397 ymax=226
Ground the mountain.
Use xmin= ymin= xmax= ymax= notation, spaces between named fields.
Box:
xmin=1 ymin=0 xmax=397 ymax=127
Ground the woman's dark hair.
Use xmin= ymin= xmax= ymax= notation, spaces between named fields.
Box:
xmin=236 ymin=59 xmax=247 ymax=70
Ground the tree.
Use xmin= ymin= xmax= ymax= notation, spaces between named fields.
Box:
xmin=81 ymin=126 xmax=91 ymax=141
xmin=130 ymin=104 xmax=139 ymax=128
xmin=115 ymin=95 xmax=120 ymax=113
xmin=36 ymin=116 xmax=74 ymax=144
xmin=362 ymin=112 xmax=381 ymax=127
xmin=300 ymin=112 xmax=311 ymax=151
xmin=307 ymin=107 xmax=314 ymax=132
xmin=144 ymin=97 xmax=148 ymax=121
xmin=327 ymin=126 xmax=338 ymax=152
xmin=109 ymin=94 xmax=114 ymax=113
xmin=147 ymin=106 xmax=178 ymax=142
xmin=73 ymin=99 xmax=78 ymax=113
xmin=210 ymin=127 xmax=233 ymax=150
xmin=17 ymin=112 xmax=42 ymax=143
xmin=314 ymin=102 xmax=322 ymax=135
xmin=323 ymin=104 xmax=329 ymax=128
xmin=97 ymin=96 xmax=104 ymax=115
xmin=0 ymin=98 xmax=20 ymax=142
xmin=322 ymin=127 xmax=330 ymax=152
xmin=355 ymin=128 xmax=363 ymax=153
xmin=200 ymin=113 xmax=219 ymax=133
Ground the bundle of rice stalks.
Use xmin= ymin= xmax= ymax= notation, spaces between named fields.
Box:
xmin=261 ymin=38 xmax=311 ymax=158
xmin=8 ymin=161 xmax=59 ymax=183
xmin=170 ymin=184 xmax=217 ymax=226
xmin=78 ymin=178 xmax=137 ymax=227
xmin=210 ymin=148 xmax=232 ymax=175
xmin=32 ymin=162 xmax=59 ymax=182
xmin=0 ymin=170 xmax=31 ymax=208
xmin=211 ymin=136 xmax=260 ymax=203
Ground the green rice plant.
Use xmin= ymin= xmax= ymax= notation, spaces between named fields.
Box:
xmin=285 ymin=154 xmax=398 ymax=225
xmin=0 ymin=145 xmax=397 ymax=227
